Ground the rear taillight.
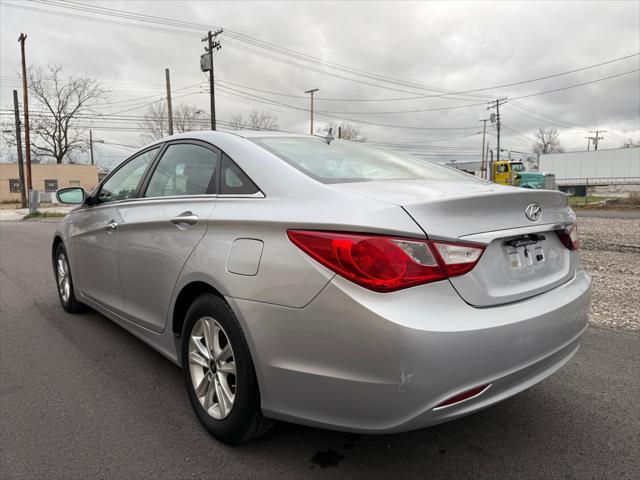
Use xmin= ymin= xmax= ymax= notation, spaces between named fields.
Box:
xmin=287 ymin=230 xmax=485 ymax=292
xmin=556 ymin=224 xmax=580 ymax=250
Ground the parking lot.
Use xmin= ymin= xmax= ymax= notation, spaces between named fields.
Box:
xmin=1 ymin=213 xmax=639 ymax=479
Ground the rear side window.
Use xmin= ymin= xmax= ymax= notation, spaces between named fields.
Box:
xmin=251 ymin=136 xmax=479 ymax=184
xmin=145 ymin=143 xmax=219 ymax=197
xmin=220 ymin=154 xmax=259 ymax=195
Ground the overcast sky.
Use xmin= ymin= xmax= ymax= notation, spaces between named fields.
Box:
xmin=1 ymin=0 xmax=639 ymax=166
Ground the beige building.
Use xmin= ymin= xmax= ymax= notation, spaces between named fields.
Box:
xmin=0 ymin=163 xmax=99 ymax=203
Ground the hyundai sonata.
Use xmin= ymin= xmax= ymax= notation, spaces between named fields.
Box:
xmin=53 ymin=131 xmax=591 ymax=444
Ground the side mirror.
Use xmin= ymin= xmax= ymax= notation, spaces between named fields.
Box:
xmin=56 ymin=187 xmax=86 ymax=204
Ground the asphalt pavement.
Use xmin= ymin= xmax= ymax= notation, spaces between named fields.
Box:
xmin=1 ymin=220 xmax=638 ymax=479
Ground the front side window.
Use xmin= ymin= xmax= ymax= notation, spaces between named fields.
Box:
xmin=99 ymin=147 xmax=159 ymax=203
xmin=144 ymin=143 xmax=219 ymax=198
xmin=251 ymin=136 xmax=480 ymax=184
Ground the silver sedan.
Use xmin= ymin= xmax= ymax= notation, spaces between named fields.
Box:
xmin=52 ymin=131 xmax=591 ymax=444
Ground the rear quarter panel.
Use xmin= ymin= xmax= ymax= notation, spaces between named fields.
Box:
xmin=175 ymin=192 xmax=425 ymax=309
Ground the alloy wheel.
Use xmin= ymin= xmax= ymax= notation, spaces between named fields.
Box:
xmin=56 ymin=253 xmax=71 ymax=303
xmin=188 ymin=317 xmax=236 ymax=420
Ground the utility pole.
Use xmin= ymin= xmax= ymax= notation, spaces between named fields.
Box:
xmin=12 ymin=90 xmax=27 ymax=208
xmin=201 ymin=29 xmax=223 ymax=130
xmin=18 ymin=33 xmax=32 ymax=192
xmin=589 ymin=130 xmax=605 ymax=150
xmin=89 ymin=130 xmax=95 ymax=165
xmin=165 ymin=68 xmax=174 ymax=135
xmin=479 ymin=119 xmax=489 ymax=179
xmin=338 ymin=125 xmax=342 ymax=139
xmin=485 ymin=141 xmax=490 ymax=180
xmin=489 ymin=149 xmax=495 ymax=181
xmin=585 ymin=136 xmax=592 ymax=151
xmin=487 ymin=97 xmax=507 ymax=163
xmin=305 ymin=88 xmax=319 ymax=134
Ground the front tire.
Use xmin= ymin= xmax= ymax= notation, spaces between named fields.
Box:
xmin=181 ymin=294 xmax=274 ymax=444
xmin=54 ymin=243 xmax=86 ymax=313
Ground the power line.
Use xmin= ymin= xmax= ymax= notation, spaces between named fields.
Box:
xmin=6 ymin=0 xmax=639 ymax=148
xmin=510 ymin=69 xmax=639 ymax=100
xmin=214 ymin=69 xmax=638 ymax=118
xmin=308 ymin=69 xmax=640 ymax=114
xmin=216 ymin=52 xmax=640 ymax=103
xmin=97 ymin=81 xmax=205 ymax=107
xmin=10 ymin=1 xmax=639 ymax=102
xmin=501 ymin=124 xmax=537 ymax=144
xmin=509 ymin=100 xmax=632 ymax=142
xmin=365 ymin=132 xmax=484 ymax=147
xmin=11 ymin=0 xmax=476 ymax=100
xmin=215 ymin=84 xmax=484 ymax=131
xmin=32 ymin=0 xmax=487 ymax=99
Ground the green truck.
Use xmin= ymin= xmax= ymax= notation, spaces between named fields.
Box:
xmin=492 ymin=161 xmax=547 ymax=189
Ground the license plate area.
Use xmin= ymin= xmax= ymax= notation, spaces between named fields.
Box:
xmin=450 ymin=228 xmax=575 ymax=306
xmin=504 ymin=234 xmax=547 ymax=270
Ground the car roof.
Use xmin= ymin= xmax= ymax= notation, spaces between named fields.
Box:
xmin=152 ymin=130 xmax=308 ymax=144
xmin=232 ymin=130 xmax=308 ymax=139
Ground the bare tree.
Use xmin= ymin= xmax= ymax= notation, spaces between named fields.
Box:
xmin=139 ymin=103 xmax=168 ymax=141
xmin=328 ymin=121 xmax=365 ymax=141
xmin=229 ymin=113 xmax=245 ymax=130
xmin=1 ymin=119 xmax=17 ymax=150
xmin=173 ymin=104 xmax=204 ymax=133
xmin=532 ymin=128 xmax=563 ymax=154
xmin=228 ymin=109 xmax=279 ymax=131
xmin=28 ymin=64 xmax=105 ymax=164
xmin=249 ymin=109 xmax=278 ymax=131
xmin=0 ymin=120 xmax=41 ymax=163
xmin=139 ymin=103 xmax=205 ymax=141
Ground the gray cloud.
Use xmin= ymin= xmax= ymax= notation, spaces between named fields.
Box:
xmin=1 ymin=0 xmax=638 ymax=165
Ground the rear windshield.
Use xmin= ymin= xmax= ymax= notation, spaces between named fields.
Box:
xmin=251 ymin=136 xmax=479 ymax=184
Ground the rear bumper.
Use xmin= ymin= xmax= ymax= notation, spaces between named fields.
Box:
xmin=228 ymin=269 xmax=591 ymax=434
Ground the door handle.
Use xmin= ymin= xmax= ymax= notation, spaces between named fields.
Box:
xmin=171 ymin=212 xmax=199 ymax=227
xmin=105 ymin=221 xmax=118 ymax=233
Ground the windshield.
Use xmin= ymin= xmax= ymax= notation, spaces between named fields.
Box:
xmin=511 ymin=163 xmax=525 ymax=172
xmin=251 ymin=136 xmax=480 ymax=184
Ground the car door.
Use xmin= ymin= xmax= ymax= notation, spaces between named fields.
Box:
xmin=117 ymin=141 xmax=219 ymax=332
xmin=71 ymin=146 xmax=160 ymax=312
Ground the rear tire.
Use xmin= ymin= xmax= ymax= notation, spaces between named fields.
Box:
xmin=54 ymin=243 xmax=86 ymax=313
xmin=181 ymin=293 xmax=274 ymax=444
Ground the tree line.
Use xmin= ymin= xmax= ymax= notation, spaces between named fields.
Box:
xmin=2 ymin=64 xmax=636 ymax=165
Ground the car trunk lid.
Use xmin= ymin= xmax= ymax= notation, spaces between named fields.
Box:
xmin=329 ymin=180 xmax=577 ymax=306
